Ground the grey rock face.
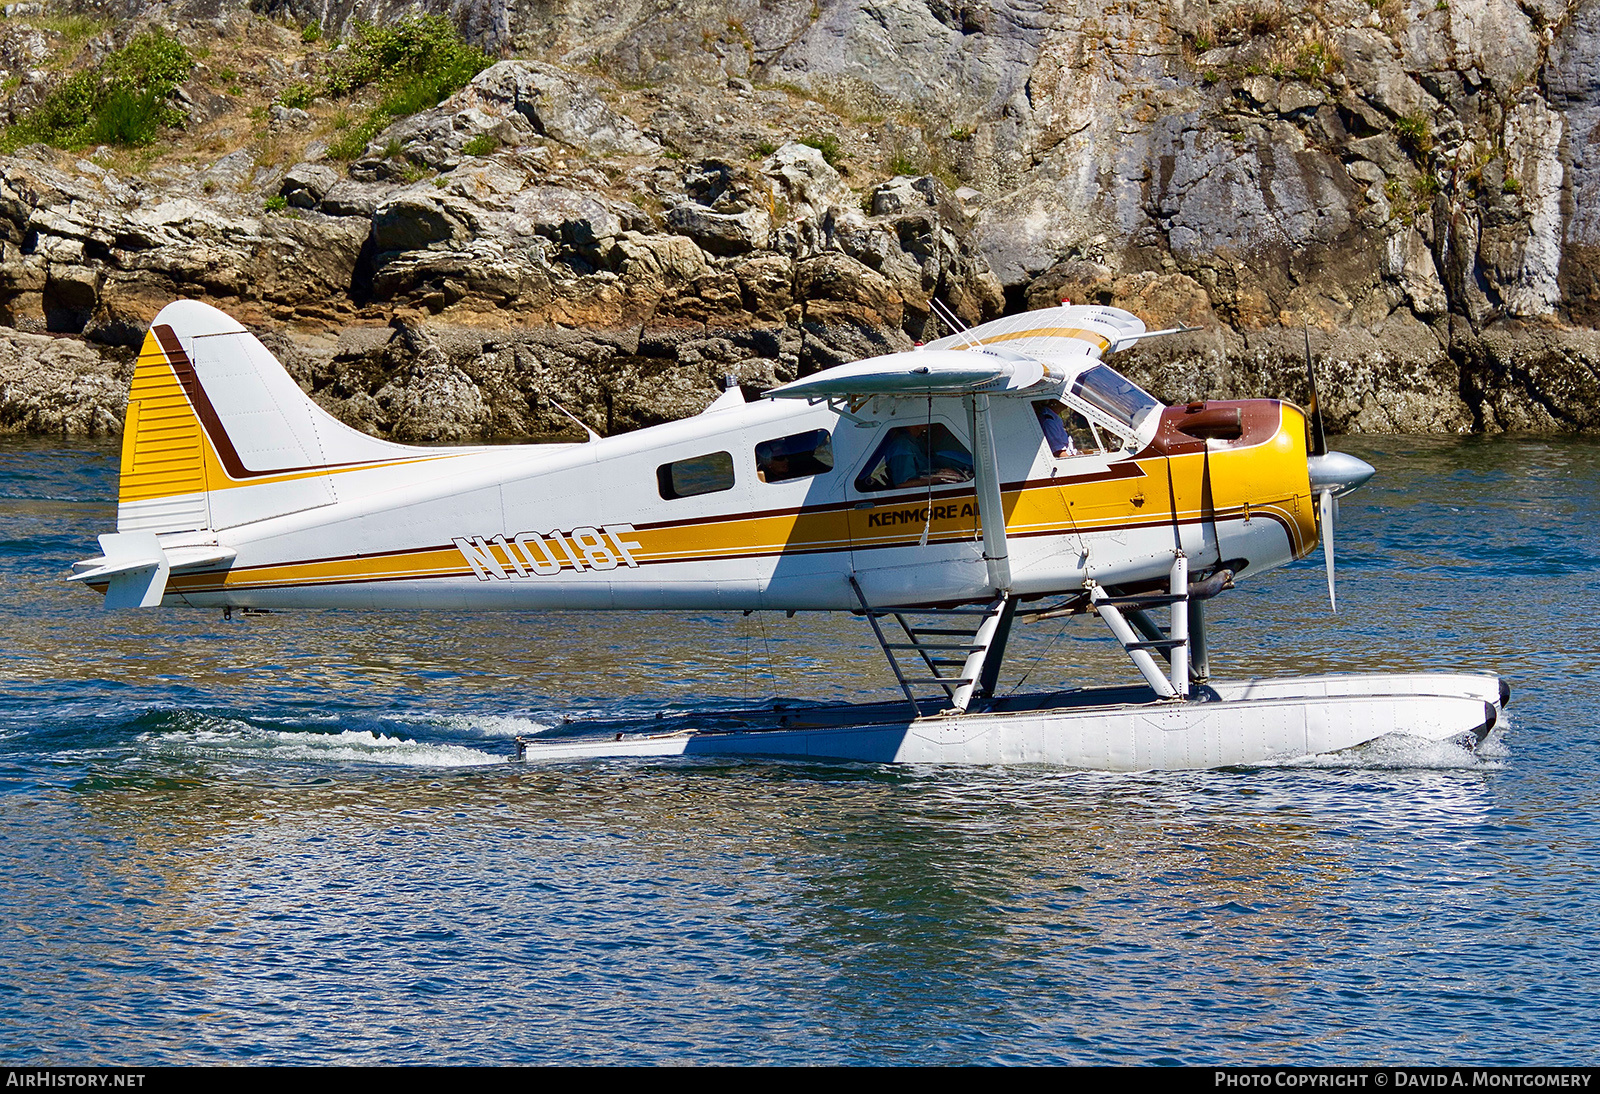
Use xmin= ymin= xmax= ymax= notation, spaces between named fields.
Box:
xmin=2 ymin=0 xmax=1598 ymax=439
xmin=762 ymin=142 xmax=851 ymax=219
xmin=871 ymin=175 xmax=942 ymax=217
xmin=375 ymin=350 xmax=494 ymax=442
xmin=348 ymin=60 xmax=659 ymax=179
xmin=1550 ymin=0 xmax=1600 ymax=323
xmin=319 ymin=179 xmax=398 ymax=218
xmin=1461 ymin=324 xmax=1600 ymax=431
xmin=665 ymin=204 xmax=772 ymax=255
xmin=280 ymin=163 xmax=339 ymax=209
xmin=0 ymin=328 xmax=127 ymax=434
xmin=756 ymin=0 xmax=1050 ymax=120
xmin=459 ymin=59 xmax=658 ymax=156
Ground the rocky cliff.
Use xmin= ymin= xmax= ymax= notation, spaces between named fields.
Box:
xmin=0 ymin=0 xmax=1597 ymax=440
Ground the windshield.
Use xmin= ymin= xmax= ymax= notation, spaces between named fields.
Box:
xmin=1070 ymin=365 xmax=1162 ymax=433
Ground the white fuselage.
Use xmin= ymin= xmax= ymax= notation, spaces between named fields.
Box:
xmin=164 ymin=394 xmax=1302 ymax=612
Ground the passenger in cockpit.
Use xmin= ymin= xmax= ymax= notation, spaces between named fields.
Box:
xmin=858 ymin=424 xmax=975 ymax=492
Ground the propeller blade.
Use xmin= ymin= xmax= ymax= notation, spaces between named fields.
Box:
xmin=1319 ymin=489 xmax=1337 ymax=613
xmin=1304 ymin=325 xmax=1328 ymax=458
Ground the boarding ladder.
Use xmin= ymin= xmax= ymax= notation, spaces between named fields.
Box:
xmin=850 ymin=577 xmax=1017 ymax=717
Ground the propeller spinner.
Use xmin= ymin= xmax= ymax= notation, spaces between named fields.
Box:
xmin=1302 ymin=328 xmax=1375 ymax=612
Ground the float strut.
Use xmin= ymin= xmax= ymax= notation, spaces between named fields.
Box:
xmin=1090 ymin=583 xmax=1179 ymax=699
xmin=1187 ymin=598 xmax=1210 ymax=681
xmin=1169 ymin=552 xmax=1190 ymax=698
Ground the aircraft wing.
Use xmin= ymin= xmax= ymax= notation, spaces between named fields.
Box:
xmin=765 ymin=349 xmax=1051 ymax=400
xmin=921 ymin=303 xmax=1147 ymax=359
xmin=767 ymin=305 xmax=1158 ymax=401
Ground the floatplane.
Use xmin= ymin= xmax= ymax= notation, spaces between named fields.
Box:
xmin=70 ymin=299 xmax=1505 ymax=768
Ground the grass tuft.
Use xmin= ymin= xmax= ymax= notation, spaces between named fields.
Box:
xmin=2 ymin=30 xmax=192 ymax=151
xmin=887 ymin=151 xmax=920 ymax=176
xmin=312 ymin=16 xmax=491 ymax=162
xmin=326 ymin=114 xmax=386 ymax=161
xmin=1395 ymin=111 xmax=1434 ymax=159
xmin=800 ymin=132 xmax=842 ymax=167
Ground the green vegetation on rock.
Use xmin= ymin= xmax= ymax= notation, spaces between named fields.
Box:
xmin=324 ymin=16 xmax=489 ymax=115
xmin=2 ymin=30 xmax=192 ymax=151
xmin=800 ymin=132 xmax=842 ymax=167
xmin=1395 ymin=111 xmax=1434 ymax=158
xmin=294 ymin=15 xmax=491 ymax=161
xmin=278 ymin=82 xmax=315 ymax=110
xmin=886 ymin=151 xmax=919 ymax=176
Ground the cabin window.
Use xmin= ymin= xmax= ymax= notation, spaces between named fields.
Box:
xmin=1033 ymin=400 xmax=1104 ymax=457
xmin=855 ymin=424 xmax=974 ymax=493
xmin=1070 ymin=365 xmax=1162 ymax=433
xmin=755 ymin=429 xmax=834 ymax=484
xmin=657 ymin=451 xmax=735 ymax=500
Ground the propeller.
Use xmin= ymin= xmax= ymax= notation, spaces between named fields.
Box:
xmin=1319 ymin=488 xmax=1337 ymax=612
xmin=1304 ymin=325 xmax=1327 ymax=459
xmin=1301 ymin=327 xmax=1374 ymax=613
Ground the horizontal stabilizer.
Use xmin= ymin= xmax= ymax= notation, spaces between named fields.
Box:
xmin=69 ymin=532 xmax=171 ymax=609
xmin=765 ymin=349 xmax=1049 ymax=400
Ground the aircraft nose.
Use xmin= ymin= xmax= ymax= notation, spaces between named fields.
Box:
xmin=1307 ymin=450 xmax=1376 ymax=498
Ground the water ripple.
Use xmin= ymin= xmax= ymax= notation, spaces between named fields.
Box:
xmin=0 ymin=435 xmax=1594 ymax=1064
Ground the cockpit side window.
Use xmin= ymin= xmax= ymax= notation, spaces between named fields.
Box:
xmin=855 ymin=424 xmax=975 ymax=493
xmin=1033 ymin=400 xmax=1103 ymax=457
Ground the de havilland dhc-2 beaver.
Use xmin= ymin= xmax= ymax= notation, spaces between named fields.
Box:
xmin=69 ymin=298 xmax=1507 ymax=767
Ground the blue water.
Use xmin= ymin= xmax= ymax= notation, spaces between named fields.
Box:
xmin=0 ymin=434 xmax=1595 ymax=1065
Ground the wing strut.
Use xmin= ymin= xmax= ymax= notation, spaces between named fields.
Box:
xmin=965 ymin=393 xmax=1011 ymax=594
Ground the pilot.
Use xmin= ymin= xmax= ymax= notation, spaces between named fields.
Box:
xmin=1036 ymin=402 xmax=1076 ymax=457
xmin=1035 ymin=400 xmax=1095 ymax=457
xmin=759 ymin=451 xmax=792 ymax=483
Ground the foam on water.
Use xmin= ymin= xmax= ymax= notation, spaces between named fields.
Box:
xmin=144 ymin=717 xmax=503 ymax=768
xmin=382 ymin=711 xmax=557 ymax=738
xmin=1282 ymin=725 xmax=1510 ymax=770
